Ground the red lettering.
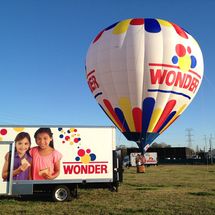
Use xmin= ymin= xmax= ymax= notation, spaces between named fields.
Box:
xmin=80 ymin=165 xmax=87 ymax=174
xmin=95 ymin=165 xmax=100 ymax=174
xmin=183 ymin=74 xmax=192 ymax=89
xmin=174 ymin=72 xmax=187 ymax=87
xmin=63 ymin=164 xmax=108 ymax=174
xmin=74 ymin=166 xmax=80 ymax=174
xmin=150 ymin=67 xmax=201 ymax=94
xmin=166 ymin=71 xmax=176 ymax=86
xmin=150 ymin=69 xmax=167 ymax=84
xmin=88 ymin=75 xmax=99 ymax=92
xmin=101 ymin=165 xmax=107 ymax=173
xmin=63 ymin=165 xmax=72 ymax=174
xmin=188 ymin=78 xmax=199 ymax=93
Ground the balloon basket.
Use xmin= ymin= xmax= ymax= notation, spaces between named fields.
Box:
xmin=137 ymin=165 xmax=145 ymax=173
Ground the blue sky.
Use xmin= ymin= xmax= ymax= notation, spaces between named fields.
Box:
xmin=0 ymin=0 xmax=214 ymax=150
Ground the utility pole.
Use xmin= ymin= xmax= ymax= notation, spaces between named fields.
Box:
xmin=209 ymin=134 xmax=213 ymax=164
xmin=186 ymin=128 xmax=194 ymax=149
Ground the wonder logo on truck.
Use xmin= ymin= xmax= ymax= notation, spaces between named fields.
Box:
xmin=63 ymin=148 xmax=108 ymax=175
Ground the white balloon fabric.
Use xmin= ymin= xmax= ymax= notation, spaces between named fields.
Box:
xmin=86 ymin=18 xmax=204 ymax=153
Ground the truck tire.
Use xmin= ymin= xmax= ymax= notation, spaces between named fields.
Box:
xmin=52 ymin=185 xmax=71 ymax=202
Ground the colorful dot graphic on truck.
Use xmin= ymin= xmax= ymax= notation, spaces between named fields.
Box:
xmin=13 ymin=127 xmax=24 ymax=132
xmin=172 ymin=44 xmax=197 ymax=72
xmin=58 ymin=128 xmax=81 ymax=145
xmin=0 ymin=128 xmax=7 ymax=141
xmin=75 ymin=148 xmax=96 ymax=164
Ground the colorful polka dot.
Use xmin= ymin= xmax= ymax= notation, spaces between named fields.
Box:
xmin=176 ymin=44 xmax=186 ymax=57
xmin=0 ymin=129 xmax=7 ymax=135
xmin=144 ymin=18 xmax=161 ymax=33
xmin=81 ymin=154 xmax=91 ymax=164
xmin=13 ymin=127 xmax=24 ymax=132
xmin=172 ymin=56 xmax=178 ymax=64
xmin=178 ymin=55 xmax=191 ymax=72
xmin=75 ymin=148 xmax=97 ymax=164
xmin=58 ymin=128 xmax=81 ymax=144
xmin=112 ymin=19 xmax=132 ymax=35
xmin=130 ymin=18 xmax=144 ymax=25
xmin=75 ymin=156 xmax=80 ymax=161
xmin=65 ymin=136 xmax=70 ymax=141
xmin=86 ymin=149 xmax=91 ymax=154
xmin=172 ymin=44 xmax=197 ymax=71
xmin=90 ymin=153 xmax=96 ymax=161
xmin=187 ymin=46 xmax=191 ymax=54
xmin=191 ymin=56 xmax=197 ymax=68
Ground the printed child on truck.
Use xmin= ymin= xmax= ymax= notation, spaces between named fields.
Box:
xmin=30 ymin=128 xmax=62 ymax=180
xmin=2 ymin=132 xmax=32 ymax=180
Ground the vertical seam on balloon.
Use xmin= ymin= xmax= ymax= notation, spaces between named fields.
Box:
xmin=140 ymin=19 xmax=146 ymax=141
xmin=125 ymin=22 xmax=136 ymax=132
xmin=148 ymin=19 xmax=164 ymax=132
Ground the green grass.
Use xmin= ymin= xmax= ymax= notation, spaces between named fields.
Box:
xmin=0 ymin=165 xmax=215 ymax=215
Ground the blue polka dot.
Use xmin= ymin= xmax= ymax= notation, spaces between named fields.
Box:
xmin=67 ymin=130 xmax=71 ymax=133
xmin=90 ymin=153 xmax=96 ymax=161
xmin=144 ymin=19 xmax=161 ymax=33
xmin=191 ymin=56 xmax=197 ymax=68
xmin=172 ymin=56 xmax=178 ymax=64
xmin=58 ymin=128 xmax=62 ymax=131
xmin=75 ymin=157 xmax=80 ymax=161
xmin=78 ymin=138 xmax=81 ymax=141
xmin=59 ymin=134 xmax=64 ymax=138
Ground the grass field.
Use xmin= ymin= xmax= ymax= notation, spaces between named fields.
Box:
xmin=0 ymin=165 xmax=215 ymax=215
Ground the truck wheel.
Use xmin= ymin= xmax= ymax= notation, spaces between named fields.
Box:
xmin=52 ymin=185 xmax=71 ymax=202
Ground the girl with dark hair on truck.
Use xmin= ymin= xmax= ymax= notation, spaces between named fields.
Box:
xmin=2 ymin=132 xmax=32 ymax=180
xmin=30 ymin=128 xmax=62 ymax=180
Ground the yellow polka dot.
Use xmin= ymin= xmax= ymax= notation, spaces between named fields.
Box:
xmin=13 ymin=127 xmax=24 ymax=132
xmin=178 ymin=55 xmax=191 ymax=72
xmin=0 ymin=136 xmax=2 ymax=141
xmin=112 ymin=19 xmax=132 ymax=34
xmin=70 ymin=142 xmax=74 ymax=145
xmin=77 ymin=134 xmax=80 ymax=137
xmin=157 ymin=19 xmax=172 ymax=27
xmin=81 ymin=154 xmax=90 ymax=164
xmin=70 ymin=128 xmax=75 ymax=132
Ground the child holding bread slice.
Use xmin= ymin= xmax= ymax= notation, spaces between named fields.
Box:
xmin=30 ymin=128 xmax=62 ymax=180
xmin=2 ymin=132 xmax=32 ymax=180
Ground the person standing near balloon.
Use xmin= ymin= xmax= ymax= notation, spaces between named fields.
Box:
xmin=2 ymin=132 xmax=32 ymax=180
xmin=136 ymin=154 xmax=146 ymax=173
xmin=30 ymin=128 xmax=62 ymax=180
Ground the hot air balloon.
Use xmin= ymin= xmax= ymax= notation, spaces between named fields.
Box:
xmin=86 ymin=18 xmax=204 ymax=154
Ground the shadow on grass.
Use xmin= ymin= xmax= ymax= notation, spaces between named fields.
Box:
xmin=0 ymin=194 xmax=54 ymax=202
xmin=135 ymin=187 xmax=158 ymax=191
xmin=188 ymin=192 xmax=215 ymax=196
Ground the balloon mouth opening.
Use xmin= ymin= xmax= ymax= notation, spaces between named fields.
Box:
xmin=122 ymin=132 xmax=159 ymax=153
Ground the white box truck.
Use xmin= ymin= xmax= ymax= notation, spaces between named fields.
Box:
xmin=130 ymin=152 xmax=158 ymax=166
xmin=0 ymin=126 xmax=122 ymax=201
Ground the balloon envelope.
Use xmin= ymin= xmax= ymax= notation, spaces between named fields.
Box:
xmin=86 ymin=18 xmax=204 ymax=153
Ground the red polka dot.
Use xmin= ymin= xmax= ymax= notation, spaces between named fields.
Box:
xmin=0 ymin=129 xmax=7 ymax=135
xmin=187 ymin=46 xmax=191 ymax=54
xmin=176 ymin=44 xmax=186 ymax=57
xmin=62 ymin=141 xmax=65 ymax=144
xmin=74 ymin=129 xmax=77 ymax=132
xmin=74 ymin=138 xmax=79 ymax=143
xmin=86 ymin=149 xmax=91 ymax=154
xmin=65 ymin=136 xmax=70 ymax=141
xmin=78 ymin=149 xmax=85 ymax=157
xmin=130 ymin=18 xmax=144 ymax=25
